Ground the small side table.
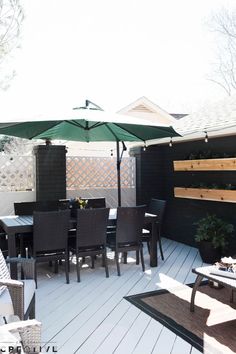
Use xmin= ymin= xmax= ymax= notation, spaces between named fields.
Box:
xmin=190 ymin=266 xmax=236 ymax=312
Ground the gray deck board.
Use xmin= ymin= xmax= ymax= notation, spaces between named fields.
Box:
xmin=35 ymin=239 xmax=203 ymax=353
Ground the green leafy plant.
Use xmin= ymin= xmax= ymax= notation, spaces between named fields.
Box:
xmin=188 ymin=183 xmax=236 ymax=190
xmin=195 ymin=214 xmax=234 ymax=250
xmin=186 ymin=150 xmax=236 ymax=160
xmin=76 ymin=197 xmax=88 ymax=209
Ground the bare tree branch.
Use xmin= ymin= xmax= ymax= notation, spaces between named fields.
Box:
xmin=0 ymin=0 xmax=24 ymax=60
xmin=207 ymin=7 xmax=236 ymax=95
xmin=207 ymin=77 xmax=231 ymax=95
xmin=0 ymin=0 xmax=24 ymax=90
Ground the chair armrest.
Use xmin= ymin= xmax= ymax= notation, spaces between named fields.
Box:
xmin=6 ymin=257 xmax=35 ymax=280
xmin=0 ymin=278 xmax=23 ymax=288
xmin=6 ymin=257 xmax=35 ymax=265
xmin=3 ymin=320 xmax=41 ymax=354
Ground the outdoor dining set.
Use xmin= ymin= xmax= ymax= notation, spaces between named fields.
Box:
xmin=0 ymin=197 xmax=166 ymax=319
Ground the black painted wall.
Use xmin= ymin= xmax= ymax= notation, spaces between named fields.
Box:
xmin=34 ymin=145 xmax=66 ymax=201
xmin=131 ymin=135 xmax=236 ymax=254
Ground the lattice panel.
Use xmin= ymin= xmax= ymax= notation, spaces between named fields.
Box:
xmin=66 ymin=157 xmax=135 ymax=189
xmin=0 ymin=156 xmax=34 ymax=191
xmin=0 ymin=155 xmax=135 ymax=192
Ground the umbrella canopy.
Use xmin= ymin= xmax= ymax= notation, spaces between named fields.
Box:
xmin=0 ymin=107 xmax=181 ymax=205
xmin=0 ymin=108 xmax=179 ymax=142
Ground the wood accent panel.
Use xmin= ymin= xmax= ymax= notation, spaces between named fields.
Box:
xmin=174 ymin=187 xmax=236 ymax=203
xmin=131 ymin=136 xmax=236 ymax=249
xmin=173 ymin=158 xmax=236 ymax=171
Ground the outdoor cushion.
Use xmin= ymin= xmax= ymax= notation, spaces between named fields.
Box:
xmin=0 ymin=279 xmax=35 ymax=316
xmin=22 ymin=280 xmax=36 ymax=313
xmin=0 ymin=289 xmax=14 ymax=315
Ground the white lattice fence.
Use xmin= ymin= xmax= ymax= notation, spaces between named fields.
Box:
xmin=0 ymin=155 xmax=135 ymax=195
xmin=66 ymin=156 xmax=135 ymax=189
xmin=0 ymin=156 xmax=34 ymax=191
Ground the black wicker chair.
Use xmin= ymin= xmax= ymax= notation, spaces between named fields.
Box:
xmin=107 ymin=206 xmax=146 ymax=276
xmin=141 ymin=199 xmax=166 ymax=260
xmin=14 ymin=201 xmax=70 ymax=257
xmin=32 ymin=210 xmax=70 ymax=287
xmin=69 ymin=208 xmax=110 ymax=282
xmin=14 ymin=200 xmax=69 ymax=215
xmin=14 ymin=202 xmax=36 ymax=257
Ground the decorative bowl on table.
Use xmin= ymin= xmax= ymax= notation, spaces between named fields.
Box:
xmin=210 ymin=256 xmax=236 ymax=279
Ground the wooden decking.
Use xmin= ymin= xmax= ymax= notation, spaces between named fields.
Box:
xmin=36 ymin=239 xmax=203 ymax=353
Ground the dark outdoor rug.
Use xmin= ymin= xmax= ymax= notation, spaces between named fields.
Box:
xmin=125 ymin=282 xmax=236 ymax=354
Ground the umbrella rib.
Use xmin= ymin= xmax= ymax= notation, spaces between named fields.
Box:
xmin=105 ymin=124 xmax=121 ymax=141
xmin=67 ymin=120 xmax=106 ymax=130
xmin=28 ymin=121 xmax=64 ymax=139
xmin=67 ymin=121 xmax=86 ymax=129
xmin=114 ymin=123 xmax=176 ymax=140
xmin=89 ymin=122 xmax=106 ymax=129
xmin=113 ymin=123 xmax=144 ymax=141
xmin=2 ymin=121 xmax=63 ymax=140
xmin=68 ymin=121 xmax=121 ymax=140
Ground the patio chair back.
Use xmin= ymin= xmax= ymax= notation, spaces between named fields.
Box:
xmin=14 ymin=200 xmax=69 ymax=215
xmin=116 ymin=205 xmax=146 ymax=245
xmin=76 ymin=208 xmax=109 ymax=248
xmin=33 ymin=210 xmax=71 ymax=285
xmin=33 ymin=210 xmax=70 ymax=253
xmin=148 ymin=199 xmax=166 ymax=224
xmin=107 ymin=206 xmax=146 ymax=276
xmin=72 ymin=208 xmax=110 ymax=281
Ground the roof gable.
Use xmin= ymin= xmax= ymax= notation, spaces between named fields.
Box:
xmin=117 ymin=96 xmax=176 ymax=125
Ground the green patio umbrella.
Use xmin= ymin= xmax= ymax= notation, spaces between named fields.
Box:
xmin=0 ymin=102 xmax=180 ymax=205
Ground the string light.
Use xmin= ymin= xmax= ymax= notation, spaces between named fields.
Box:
xmin=110 ymin=149 xmax=113 ymax=156
xmin=169 ymin=137 xmax=173 ymax=147
xmin=204 ymin=131 xmax=208 ymax=143
xmin=143 ymin=142 xmax=147 ymax=151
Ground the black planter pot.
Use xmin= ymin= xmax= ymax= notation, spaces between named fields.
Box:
xmin=198 ymin=241 xmax=221 ymax=264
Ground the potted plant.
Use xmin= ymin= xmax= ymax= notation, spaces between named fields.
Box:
xmin=70 ymin=197 xmax=88 ymax=217
xmin=195 ymin=214 xmax=234 ymax=263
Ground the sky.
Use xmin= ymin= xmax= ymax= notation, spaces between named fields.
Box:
xmin=1 ymin=0 xmax=236 ymax=117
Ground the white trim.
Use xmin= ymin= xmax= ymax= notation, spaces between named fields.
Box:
xmin=117 ymin=96 xmax=176 ymax=124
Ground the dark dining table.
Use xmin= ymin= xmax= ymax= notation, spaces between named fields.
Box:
xmin=0 ymin=209 xmax=158 ymax=277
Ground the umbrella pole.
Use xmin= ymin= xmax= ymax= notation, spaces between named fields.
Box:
xmin=116 ymin=141 xmax=121 ymax=207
